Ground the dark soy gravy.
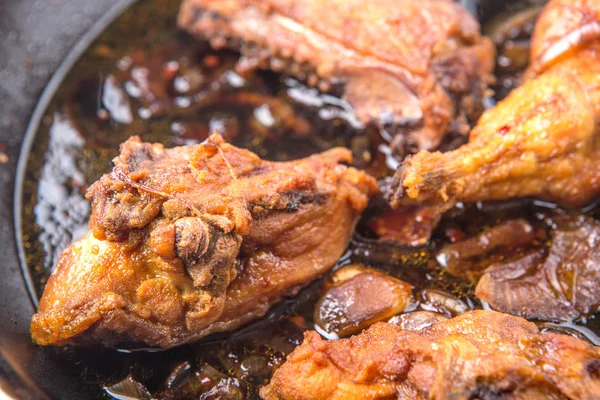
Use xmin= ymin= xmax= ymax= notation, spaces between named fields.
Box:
xmin=20 ymin=0 xmax=598 ymax=398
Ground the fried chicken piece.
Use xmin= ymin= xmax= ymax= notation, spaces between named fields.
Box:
xmin=476 ymin=214 xmax=600 ymax=322
xmin=527 ymin=0 xmax=600 ymax=77
xmin=178 ymin=0 xmax=495 ymax=151
xmin=390 ymin=0 xmax=600 ymax=209
xmin=30 ymin=134 xmax=377 ymax=348
xmin=261 ymin=310 xmax=600 ymax=400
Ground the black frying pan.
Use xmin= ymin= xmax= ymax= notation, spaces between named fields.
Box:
xmin=0 ymin=1 xmax=514 ymax=398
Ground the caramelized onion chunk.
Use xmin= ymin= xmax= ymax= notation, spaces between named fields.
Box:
xmin=388 ymin=311 xmax=448 ymax=331
xmin=437 ymin=219 xmax=536 ymax=280
xmin=476 ymin=215 xmax=600 ymax=322
xmin=314 ymin=265 xmax=412 ymax=337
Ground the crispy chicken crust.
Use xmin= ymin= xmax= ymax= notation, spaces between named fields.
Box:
xmin=261 ymin=310 xmax=600 ymax=400
xmin=178 ymin=0 xmax=495 ymax=151
xmin=30 ymin=134 xmax=377 ymax=348
xmin=390 ymin=0 xmax=600 ymax=209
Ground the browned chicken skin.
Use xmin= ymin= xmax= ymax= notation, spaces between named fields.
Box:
xmin=261 ymin=310 xmax=600 ymax=400
xmin=178 ymin=0 xmax=495 ymax=151
xmin=30 ymin=134 xmax=377 ymax=348
xmin=527 ymin=0 xmax=600 ymax=77
xmin=390 ymin=0 xmax=600 ymax=209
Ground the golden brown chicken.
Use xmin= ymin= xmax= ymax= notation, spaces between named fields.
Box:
xmin=178 ymin=0 xmax=495 ymax=151
xmin=30 ymin=134 xmax=377 ymax=348
xmin=526 ymin=0 xmax=600 ymax=77
xmin=261 ymin=310 xmax=600 ymax=400
xmin=389 ymin=0 xmax=600 ymax=210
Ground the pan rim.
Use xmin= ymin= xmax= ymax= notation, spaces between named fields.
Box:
xmin=12 ymin=0 xmax=138 ymax=308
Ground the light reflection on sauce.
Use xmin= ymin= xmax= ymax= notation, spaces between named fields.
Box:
xmin=34 ymin=113 xmax=90 ymax=272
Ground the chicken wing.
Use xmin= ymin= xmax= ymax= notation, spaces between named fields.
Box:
xmin=390 ymin=0 xmax=600 ymax=209
xmin=178 ymin=0 xmax=495 ymax=151
xmin=261 ymin=310 xmax=600 ymax=400
xmin=30 ymin=134 xmax=377 ymax=348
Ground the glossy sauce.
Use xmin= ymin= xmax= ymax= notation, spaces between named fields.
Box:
xmin=20 ymin=0 xmax=599 ymax=399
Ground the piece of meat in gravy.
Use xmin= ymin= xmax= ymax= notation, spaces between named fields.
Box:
xmin=178 ymin=0 xmax=495 ymax=151
xmin=389 ymin=0 xmax=600 ymax=210
xmin=476 ymin=214 xmax=600 ymax=322
xmin=261 ymin=310 xmax=600 ymax=400
xmin=30 ymin=134 xmax=377 ymax=348
xmin=367 ymin=205 xmax=442 ymax=247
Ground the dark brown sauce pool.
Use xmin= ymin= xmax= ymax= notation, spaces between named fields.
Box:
xmin=20 ymin=0 xmax=599 ymax=399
